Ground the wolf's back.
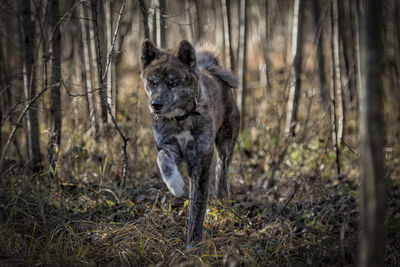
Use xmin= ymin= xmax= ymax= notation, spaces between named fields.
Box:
xmin=196 ymin=50 xmax=238 ymax=88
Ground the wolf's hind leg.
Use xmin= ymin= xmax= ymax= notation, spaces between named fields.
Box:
xmin=157 ymin=150 xmax=184 ymax=197
xmin=215 ymin=108 xmax=240 ymax=199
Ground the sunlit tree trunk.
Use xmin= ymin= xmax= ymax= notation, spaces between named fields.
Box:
xmin=18 ymin=0 xmax=43 ymax=173
xmin=330 ymin=0 xmax=342 ymax=177
xmin=47 ymin=0 xmax=62 ymax=177
xmin=79 ymin=3 xmax=98 ymax=136
xmin=104 ymin=0 xmax=113 ymax=123
xmin=185 ymin=0 xmax=195 ymax=43
xmin=359 ymin=0 xmax=386 ymax=266
xmin=332 ymin=0 xmax=344 ymax=143
xmin=285 ymin=0 xmax=305 ymax=136
xmin=237 ymin=0 xmax=247 ymax=131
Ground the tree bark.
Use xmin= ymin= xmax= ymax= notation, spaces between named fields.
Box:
xmin=332 ymin=0 xmax=344 ymax=143
xmin=221 ymin=0 xmax=234 ymax=71
xmin=194 ymin=0 xmax=203 ymax=43
xmin=104 ymin=0 xmax=113 ymax=123
xmin=89 ymin=0 xmax=107 ymax=129
xmin=330 ymin=0 xmax=342 ymax=177
xmin=185 ymin=0 xmax=195 ymax=43
xmin=259 ymin=0 xmax=271 ymax=91
xmin=237 ymin=0 xmax=247 ymax=131
xmin=285 ymin=0 xmax=305 ymax=136
xmin=138 ymin=0 xmax=150 ymax=40
xmin=359 ymin=0 xmax=386 ymax=266
xmin=47 ymin=0 xmax=62 ymax=177
xmin=312 ymin=0 xmax=329 ymax=110
xmin=79 ymin=3 xmax=98 ymax=136
xmin=18 ymin=0 xmax=43 ymax=173
xmin=155 ymin=0 xmax=166 ymax=48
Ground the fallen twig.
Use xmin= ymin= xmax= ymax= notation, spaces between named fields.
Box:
xmin=278 ymin=182 xmax=300 ymax=215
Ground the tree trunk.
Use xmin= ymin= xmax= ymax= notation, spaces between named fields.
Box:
xmin=185 ymin=0 xmax=195 ymax=43
xmin=312 ymin=0 xmax=329 ymax=110
xmin=138 ymin=0 xmax=150 ymax=40
xmin=237 ymin=0 xmax=247 ymax=131
xmin=259 ymin=0 xmax=271 ymax=91
xmin=331 ymin=0 xmax=344 ymax=143
xmin=47 ymin=0 xmax=62 ymax=177
xmin=18 ymin=0 xmax=43 ymax=173
xmin=330 ymin=0 xmax=342 ymax=177
xmin=285 ymin=0 xmax=305 ymax=136
xmin=221 ymin=0 xmax=234 ymax=71
xmin=104 ymin=0 xmax=113 ymax=123
xmin=88 ymin=0 xmax=106 ymax=131
xmin=359 ymin=0 xmax=386 ymax=266
xmin=338 ymin=0 xmax=354 ymax=111
xmin=155 ymin=0 xmax=166 ymax=48
xmin=194 ymin=0 xmax=203 ymax=43
xmin=79 ymin=3 xmax=98 ymax=136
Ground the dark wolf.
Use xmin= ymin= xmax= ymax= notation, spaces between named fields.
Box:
xmin=140 ymin=40 xmax=240 ymax=248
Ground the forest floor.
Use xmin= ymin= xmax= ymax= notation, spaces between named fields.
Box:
xmin=1 ymin=136 xmax=400 ymax=266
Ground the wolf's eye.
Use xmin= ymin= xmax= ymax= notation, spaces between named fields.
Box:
xmin=149 ymin=79 xmax=159 ymax=87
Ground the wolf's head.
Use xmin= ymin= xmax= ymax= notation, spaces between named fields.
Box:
xmin=140 ymin=40 xmax=199 ymax=117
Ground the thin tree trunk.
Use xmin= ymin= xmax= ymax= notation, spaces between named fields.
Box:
xmin=351 ymin=0 xmax=361 ymax=112
xmin=104 ymin=0 xmax=113 ymax=123
xmin=194 ymin=0 xmax=203 ymax=43
xmin=359 ymin=0 xmax=386 ymax=266
xmin=237 ymin=0 xmax=247 ymax=131
xmin=138 ymin=0 xmax=150 ymax=40
xmin=338 ymin=0 xmax=354 ymax=111
xmin=155 ymin=0 xmax=165 ymax=48
xmin=259 ymin=0 xmax=271 ymax=91
xmin=312 ymin=0 xmax=329 ymax=110
xmin=330 ymin=0 xmax=341 ymax=177
xmin=285 ymin=0 xmax=305 ymax=136
xmin=47 ymin=0 xmax=62 ymax=177
xmin=79 ymin=3 xmax=98 ymax=136
xmin=18 ymin=0 xmax=43 ymax=173
xmin=332 ymin=0 xmax=344 ymax=143
xmin=185 ymin=0 xmax=195 ymax=43
xmin=221 ymin=0 xmax=233 ymax=71
xmin=89 ymin=0 xmax=106 ymax=131
xmin=149 ymin=0 xmax=157 ymax=43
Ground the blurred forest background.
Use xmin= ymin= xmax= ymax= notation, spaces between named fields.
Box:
xmin=0 ymin=0 xmax=399 ymax=266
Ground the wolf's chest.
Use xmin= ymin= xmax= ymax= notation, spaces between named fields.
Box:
xmin=153 ymin=129 xmax=194 ymax=150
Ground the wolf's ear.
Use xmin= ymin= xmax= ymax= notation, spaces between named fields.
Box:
xmin=141 ymin=40 xmax=159 ymax=68
xmin=177 ymin=40 xmax=196 ymax=69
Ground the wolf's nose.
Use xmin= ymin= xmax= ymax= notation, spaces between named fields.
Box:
xmin=151 ymin=99 xmax=163 ymax=110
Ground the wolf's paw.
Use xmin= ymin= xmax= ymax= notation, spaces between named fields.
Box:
xmin=164 ymin=166 xmax=185 ymax=197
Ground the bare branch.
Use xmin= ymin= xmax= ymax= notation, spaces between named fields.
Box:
xmin=102 ymin=0 xmax=126 ymax=82
xmin=0 ymin=83 xmax=57 ymax=171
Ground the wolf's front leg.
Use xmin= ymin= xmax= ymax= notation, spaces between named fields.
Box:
xmin=157 ymin=149 xmax=184 ymax=197
xmin=186 ymin=150 xmax=213 ymax=249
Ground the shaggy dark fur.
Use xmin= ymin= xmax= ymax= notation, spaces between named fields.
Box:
xmin=140 ymin=40 xmax=240 ymax=248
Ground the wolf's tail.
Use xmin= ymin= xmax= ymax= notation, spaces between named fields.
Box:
xmin=196 ymin=50 xmax=238 ymax=88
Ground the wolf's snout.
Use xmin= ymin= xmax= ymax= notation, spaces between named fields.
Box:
xmin=151 ymin=99 xmax=163 ymax=111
